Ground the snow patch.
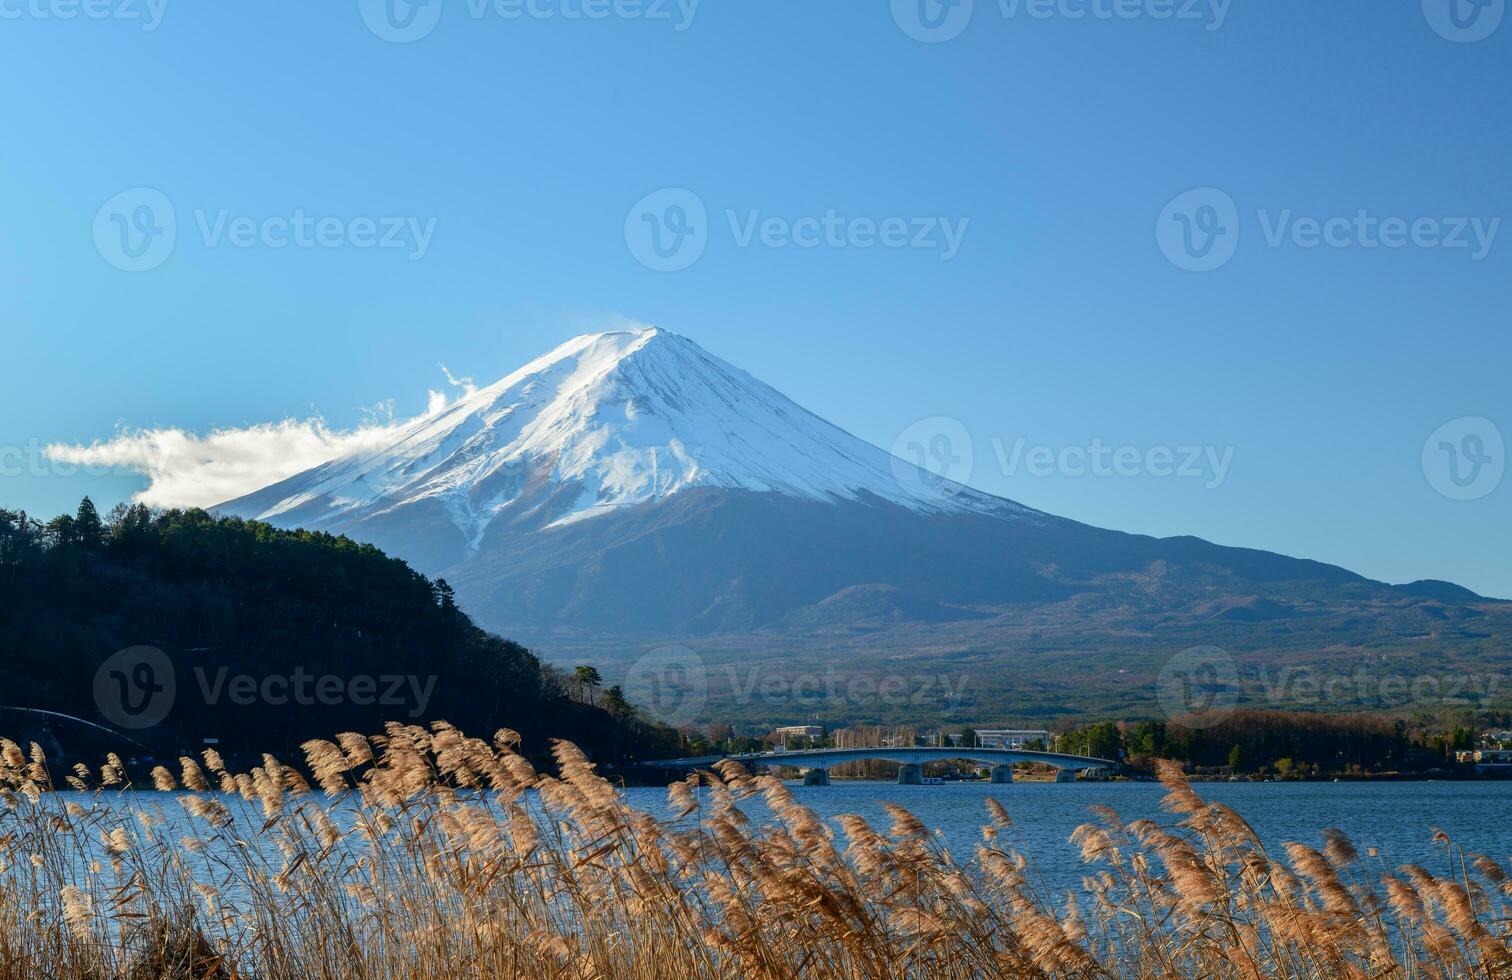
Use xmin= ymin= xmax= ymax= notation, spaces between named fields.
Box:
xmin=228 ymin=328 xmax=1020 ymax=544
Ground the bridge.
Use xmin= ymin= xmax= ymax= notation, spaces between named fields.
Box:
xmin=644 ymin=746 xmax=1117 ymax=785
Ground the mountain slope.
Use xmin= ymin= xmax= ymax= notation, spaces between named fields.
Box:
xmin=225 ymin=329 xmax=1022 ymax=574
xmin=437 ymin=487 xmax=1389 ymax=635
xmin=218 ymin=328 xmax=1510 ymax=723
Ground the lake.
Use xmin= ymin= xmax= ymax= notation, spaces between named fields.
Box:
xmin=27 ymin=779 xmax=1509 ymax=906
xmin=625 ymin=779 xmax=1512 ymax=896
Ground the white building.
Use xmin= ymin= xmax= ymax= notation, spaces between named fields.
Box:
xmin=946 ymin=729 xmax=1052 ymax=750
xmin=773 ymin=725 xmax=824 ymax=740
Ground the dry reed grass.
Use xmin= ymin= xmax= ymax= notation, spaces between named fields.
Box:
xmin=1 ymin=724 xmax=1508 ymax=979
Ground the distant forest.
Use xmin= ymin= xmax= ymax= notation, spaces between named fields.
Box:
xmin=0 ymin=499 xmax=681 ymax=768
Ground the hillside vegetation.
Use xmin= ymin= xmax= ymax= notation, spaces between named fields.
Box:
xmin=0 ymin=499 xmax=677 ymax=767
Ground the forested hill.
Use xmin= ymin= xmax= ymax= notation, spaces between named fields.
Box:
xmin=0 ymin=499 xmax=678 ymax=767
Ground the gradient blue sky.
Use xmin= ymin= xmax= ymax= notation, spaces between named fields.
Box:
xmin=2 ymin=0 xmax=1508 ymax=595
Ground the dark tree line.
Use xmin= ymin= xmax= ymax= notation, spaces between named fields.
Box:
xmin=1056 ymin=710 xmax=1470 ymax=777
xmin=0 ymin=499 xmax=681 ymax=769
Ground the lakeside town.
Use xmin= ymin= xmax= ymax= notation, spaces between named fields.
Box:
xmin=650 ymin=713 xmax=1512 ymax=782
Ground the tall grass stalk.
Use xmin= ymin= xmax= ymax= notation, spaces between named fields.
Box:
xmin=1 ymin=725 xmax=1508 ymax=978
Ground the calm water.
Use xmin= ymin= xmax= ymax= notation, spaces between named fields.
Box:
xmin=625 ymin=780 xmax=1512 ymax=896
xmin=26 ymin=781 xmax=1509 ymax=906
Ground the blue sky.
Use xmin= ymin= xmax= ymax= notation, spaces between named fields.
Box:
xmin=2 ymin=0 xmax=1509 ymax=596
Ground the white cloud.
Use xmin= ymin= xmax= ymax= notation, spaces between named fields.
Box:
xmin=46 ymin=418 xmax=407 ymax=510
xmin=45 ymin=370 xmax=476 ymax=509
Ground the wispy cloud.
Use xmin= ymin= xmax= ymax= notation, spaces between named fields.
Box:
xmin=45 ymin=369 xmax=475 ymax=509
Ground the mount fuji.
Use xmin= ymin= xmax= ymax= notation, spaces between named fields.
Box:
xmin=220 ymin=328 xmax=1506 ymax=717
xmin=226 ymin=328 xmax=1019 ymax=543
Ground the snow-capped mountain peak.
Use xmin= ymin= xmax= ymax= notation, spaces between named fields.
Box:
xmin=223 ymin=328 xmax=1015 ymax=545
xmin=214 ymin=328 xmax=1499 ymax=650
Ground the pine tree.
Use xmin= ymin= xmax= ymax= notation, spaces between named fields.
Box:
xmin=74 ymin=497 xmax=104 ymax=550
xmin=574 ymin=665 xmax=603 ymax=705
xmin=603 ymin=685 xmax=632 ymax=719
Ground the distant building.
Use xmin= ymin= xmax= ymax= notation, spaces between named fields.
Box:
xmin=973 ymin=729 xmax=1052 ymax=751
xmin=1459 ymin=748 xmax=1512 ymax=772
xmin=773 ymin=725 xmax=824 ymax=741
